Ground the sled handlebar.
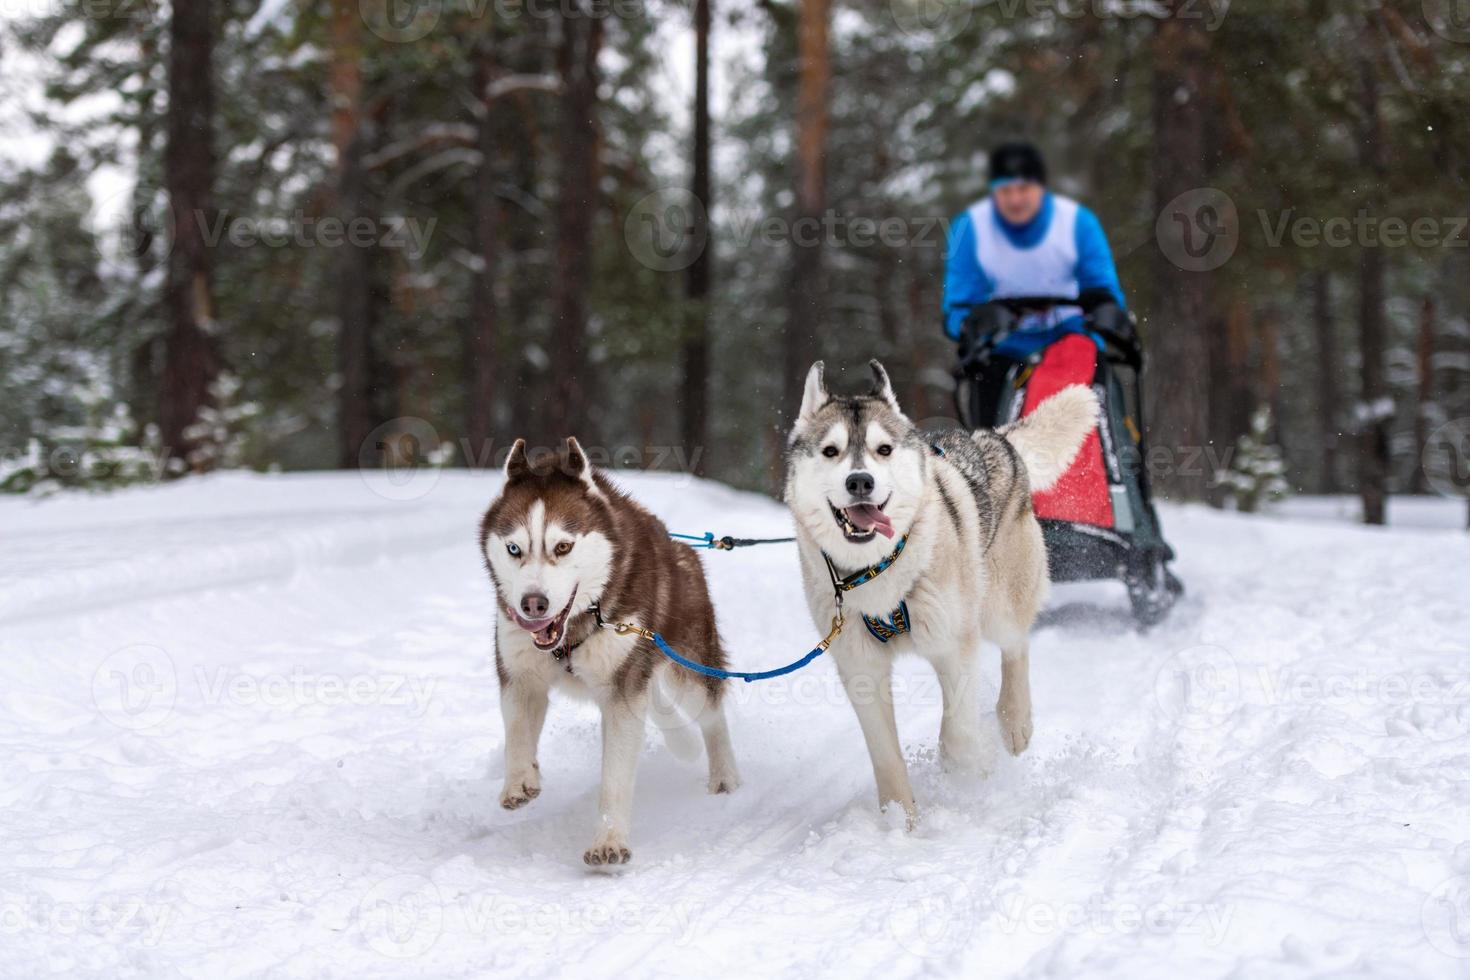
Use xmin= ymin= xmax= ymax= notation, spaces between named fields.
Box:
xmin=955 ymin=298 xmax=1142 ymax=370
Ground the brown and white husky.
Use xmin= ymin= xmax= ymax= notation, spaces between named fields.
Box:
xmin=479 ymin=437 xmax=740 ymax=867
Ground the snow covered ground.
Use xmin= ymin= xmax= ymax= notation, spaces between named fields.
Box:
xmin=2 ymin=471 xmax=1468 ymax=978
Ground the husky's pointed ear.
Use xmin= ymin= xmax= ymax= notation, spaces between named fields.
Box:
xmin=504 ymin=438 xmax=531 ymax=481
xmin=799 ymin=361 xmax=829 ymax=421
xmin=561 ymin=436 xmax=596 ymax=489
xmin=868 ymin=359 xmax=901 ymax=413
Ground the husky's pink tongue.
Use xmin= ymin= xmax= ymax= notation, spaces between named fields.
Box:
xmin=845 ymin=504 xmax=894 ymax=539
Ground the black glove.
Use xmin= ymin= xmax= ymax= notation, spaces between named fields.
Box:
xmin=1077 ymin=286 xmax=1119 ymax=313
xmin=1089 ymin=301 xmax=1131 ymax=340
xmin=959 ymin=302 xmax=1017 ymax=368
xmin=1086 ymin=301 xmax=1142 ymax=367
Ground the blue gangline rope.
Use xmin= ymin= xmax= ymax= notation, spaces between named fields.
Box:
xmin=647 ymin=631 xmax=830 ymax=684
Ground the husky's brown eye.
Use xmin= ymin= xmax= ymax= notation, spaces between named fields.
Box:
xmin=554 ymin=541 xmax=574 ymax=557
xmin=876 ymin=444 xmax=893 ymax=457
xmin=822 ymin=446 xmax=839 ymax=458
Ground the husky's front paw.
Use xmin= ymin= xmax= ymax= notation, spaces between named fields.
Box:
xmin=707 ymin=769 xmax=741 ymax=795
xmin=499 ymin=766 xmax=541 ymax=810
xmin=998 ymin=698 xmax=1033 ymax=755
xmin=583 ymin=836 xmax=632 ymax=867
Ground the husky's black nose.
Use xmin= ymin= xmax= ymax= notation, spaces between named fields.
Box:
xmin=845 ymin=471 xmax=875 ymax=499
xmin=521 ymin=592 xmax=550 ymax=619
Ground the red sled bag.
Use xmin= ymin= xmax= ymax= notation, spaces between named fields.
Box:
xmin=1018 ymin=333 xmax=1113 ymax=528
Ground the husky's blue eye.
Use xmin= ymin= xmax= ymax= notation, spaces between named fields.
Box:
xmin=822 ymin=446 xmax=839 ymax=458
xmin=506 ymin=543 xmax=522 ymax=557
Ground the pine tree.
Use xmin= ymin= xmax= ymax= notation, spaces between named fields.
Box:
xmin=1225 ymin=407 xmax=1290 ymax=514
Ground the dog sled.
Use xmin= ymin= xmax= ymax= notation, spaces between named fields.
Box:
xmin=954 ymin=297 xmax=1183 ymax=627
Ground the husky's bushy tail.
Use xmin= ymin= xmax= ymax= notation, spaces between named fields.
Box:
xmin=997 ymin=385 xmax=1100 ymax=493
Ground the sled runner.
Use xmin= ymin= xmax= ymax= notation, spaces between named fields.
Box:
xmin=953 ymin=296 xmax=1183 ymax=626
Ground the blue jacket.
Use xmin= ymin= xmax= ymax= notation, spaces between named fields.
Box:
xmin=943 ymin=191 xmax=1125 ymax=340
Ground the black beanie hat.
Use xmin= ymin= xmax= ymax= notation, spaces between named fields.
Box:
xmin=988 ymin=142 xmax=1047 ymax=186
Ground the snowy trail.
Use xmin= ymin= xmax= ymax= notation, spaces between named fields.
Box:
xmin=2 ymin=472 xmax=1468 ymax=978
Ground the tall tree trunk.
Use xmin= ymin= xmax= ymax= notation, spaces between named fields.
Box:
xmin=546 ymin=5 xmax=603 ymax=447
xmin=782 ymin=0 xmax=831 ymax=427
xmin=331 ymin=0 xmax=377 ymax=469
xmin=1411 ymin=296 xmax=1435 ymax=495
xmin=1148 ymin=7 xmax=1212 ymax=500
xmin=1356 ymin=56 xmax=1390 ymax=525
xmin=506 ymin=84 xmax=542 ymax=445
xmin=1206 ymin=294 xmax=1251 ymax=505
xmin=160 ymin=0 xmax=218 ymax=466
xmin=680 ymin=0 xmax=712 ymax=476
xmin=1312 ymin=271 xmax=1341 ymax=493
xmin=464 ymin=35 xmax=501 ymax=465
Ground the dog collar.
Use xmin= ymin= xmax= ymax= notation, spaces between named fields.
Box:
xmin=821 ymin=535 xmax=908 ymax=601
xmin=862 ymin=600 xmax=912 ymax=643
xmin=549 ymin=612 xmax=599 ymax=672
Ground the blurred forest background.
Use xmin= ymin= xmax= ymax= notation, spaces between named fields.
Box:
xmin=1 ymin=0 xmax=1468 ymax=524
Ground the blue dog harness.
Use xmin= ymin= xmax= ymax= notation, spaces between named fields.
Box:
xmin=862 ymin=600 xmax=911 ymax=643
xmin=822 ymin=537 xmax=915 ymax=644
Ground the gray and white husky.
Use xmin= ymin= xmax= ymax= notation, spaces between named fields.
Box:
xmin=480 ymin=438 xmax=740 ymax=867
xmin=784 ymin=360 xmax=1098 ymax=823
